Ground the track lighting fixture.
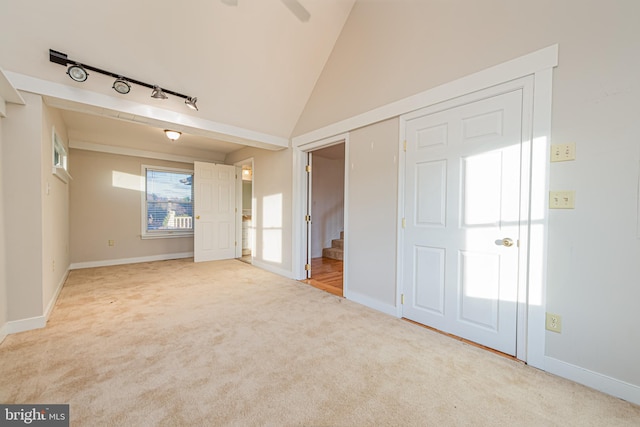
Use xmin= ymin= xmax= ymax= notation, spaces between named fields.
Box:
xmin=151 ymin=86 xmax=168 ymax=100
xmin=112 ymin=77 xmax=131 ymax=94
xmin=185 ymin=97 xmax=198 ymax=111
xmin=50 ymin=49 xmax=199 ymax=111
xmin=67 ymin=64 xmax=88 ymax=82
xmin=164 ymin=130 xmax=182 ymax=141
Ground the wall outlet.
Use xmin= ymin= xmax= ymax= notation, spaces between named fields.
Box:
xmin=546 ymin=312 xmax=562 ymax=333
xmin=108 ymin=240 xmax=115 ymax=247
xmin=551 ymin=143 xmax=576 ymax=162
xmin=549 ymin=191 xmax=575 ymax=209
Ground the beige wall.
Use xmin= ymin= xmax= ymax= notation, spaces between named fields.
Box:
xmin=42 ymin=104 xmax=70 ymax=311
xmin=3 ymin=93 xmax=44 ymax=321
xmin=294 ymin=0 xmax=640 ymax=388
xmin=226 ymin=147 xmax=293 ymax=275
xmin=346 ymin=118 xmax=398 ymax=308
xmin=69 ymin=149 xmax=194 ymax=264
xmin=0 ymin=116 xmax=6 ymax=336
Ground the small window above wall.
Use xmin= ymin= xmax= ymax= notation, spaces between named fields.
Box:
xmin=52 ymin=127 xmax=71 ymax=183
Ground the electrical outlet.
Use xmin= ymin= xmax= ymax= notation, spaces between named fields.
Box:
xmin=546 ymin=312 xmax=562 ymax=333
xmin=108 ymin=240 xmax=115 ymax=247
xmin=550 ymin=143 xmax=576 ymax=162
xmin=549 ymin=191 xmax=575 ymax=209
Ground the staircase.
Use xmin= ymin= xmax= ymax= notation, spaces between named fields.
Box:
xmin=322 ymin=231 xmax=344 ymax=261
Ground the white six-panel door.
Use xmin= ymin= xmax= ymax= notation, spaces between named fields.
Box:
xmin=194 ymin=162 xmax=237 ymax=262
xmin=402 ymin=90 xmax=523 ymax=355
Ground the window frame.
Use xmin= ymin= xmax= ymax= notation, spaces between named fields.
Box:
xmin=140 ymin=164 xmax=195 ymax=240
xmin=52 ymin=127 xmax=71 ymax=183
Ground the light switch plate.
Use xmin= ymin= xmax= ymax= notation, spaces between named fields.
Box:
xmin=549 ymin=191 xmax=575 ymax=209
xmin=551 ymin=143 xmax=576 ymax=162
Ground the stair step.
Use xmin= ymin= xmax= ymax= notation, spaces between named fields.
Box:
xmin=331 ymin=238 xmax=343 ymax=249
xmin=323 ymin=247 xmax=343 ymax=261
xmin=340 ymin=231 xmax=344 ymax=239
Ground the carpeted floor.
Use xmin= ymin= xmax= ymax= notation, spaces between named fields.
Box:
xmin=1 ymin=258 xmax=638 ymax=426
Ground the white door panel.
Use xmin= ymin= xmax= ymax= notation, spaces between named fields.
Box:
xmin=194 ymin=162 xmax=237 ymax=262
xmin=403 ymin=90 xmax=523 ymax=355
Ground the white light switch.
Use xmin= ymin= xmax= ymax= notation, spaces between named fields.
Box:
xmin=549 ymin=191 xmax=575 ymax=209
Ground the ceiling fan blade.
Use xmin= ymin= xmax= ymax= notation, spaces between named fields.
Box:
xmin=221 ymin=0 xmax=238 ymax=6
xmin=281 ymin=0 xmax=310 ymax=22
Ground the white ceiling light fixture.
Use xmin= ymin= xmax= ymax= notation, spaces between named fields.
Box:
xmin=151 ymin=85 xmax=168 ymax=99
xmin=67 ymin=64 xmax=88 ymax=82
xmin=185 ymin=96 xmax=199 ymax=111
xmin=164 ymin=130 xmax=182 ymax=141
xmin=112 ymin=77 xmax=131 ymax=94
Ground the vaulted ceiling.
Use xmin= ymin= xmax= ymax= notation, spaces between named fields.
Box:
xmin=0 ymin=0 xmax=355 ymax=155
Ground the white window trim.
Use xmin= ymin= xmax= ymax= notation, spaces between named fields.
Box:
xmin=141 ymin=164 xmax=194 ymax=240
xmin=52 ymin=127 xmax=71 ymax=183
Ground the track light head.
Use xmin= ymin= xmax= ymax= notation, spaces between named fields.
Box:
xmin=185 ymin=96 xmax=198 ymax=111
xmin=164 ymin=130 xmax=182 ymax=141
xmin=151 ymin=85 xmax=168 ymax=99
xmin=112 ymin=77 xmax=131 ymax=94
xmin=67 ymin=64 xmax=88 ymax=82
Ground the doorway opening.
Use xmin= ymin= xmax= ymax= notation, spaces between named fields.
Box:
xmin=236 ymin=159 xmax=254 ymax=264
xmin=301 ymin=143 xmax=345 ymax=296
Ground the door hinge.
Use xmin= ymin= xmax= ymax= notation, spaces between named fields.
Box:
xmin=235 ymin=241 xmax=237 ymax=246
xmin=403 ymin=140 xmax=407 ymax=152
xmin=304 ymin=263 xmax=311 ymax=271
xmin=305 ymin=165 xmax=312 ymax=173
xmin=517 ymin=239 xmax=520 ymax=247
xmin=401 ymin=294 xmax=405 ymax=304
xmin=402 ymin=218 xmax=406 ymax=228
xmin=305 ymin=215 xmax=312 ymax=222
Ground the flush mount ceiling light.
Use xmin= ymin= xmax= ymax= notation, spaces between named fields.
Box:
xmin=164 ymin=130 xmax=182 ymax=141
xmin=151 ymin=85 xmax=168 ymax=99
xmin=185 ymin=96 xmax=198 ymax=111
xmin=112 ymin=77 xmax=131 ymax=94
xmin=49 ymin=49 xmax=199 ymax=111
xmin=66 ymin=64 xmax=88 ymax=82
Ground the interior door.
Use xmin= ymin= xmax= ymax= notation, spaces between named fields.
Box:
xmin=194 ymin=162 xmax=237 ymax=262
xmin=402 ymin=90 xmax=523 ymax=355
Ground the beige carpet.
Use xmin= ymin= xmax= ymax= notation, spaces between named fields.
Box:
xmin=1 ymin=258 xmax=638 ymax=426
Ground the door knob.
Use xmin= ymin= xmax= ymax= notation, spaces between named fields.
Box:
xmin=501 ymin=238 xmax=514 ymax=247
xmin=196 ymin=215 xmax=200 ymax=220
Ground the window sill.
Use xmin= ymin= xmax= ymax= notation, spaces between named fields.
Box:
xmin=52 ymin=166 xmax=72 ymax=184
xmin=141 ymin=232 xmax=194 ymax=240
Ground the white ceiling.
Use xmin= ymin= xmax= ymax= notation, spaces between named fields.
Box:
xmin=0 ymin=0 xmax=355 ymax=156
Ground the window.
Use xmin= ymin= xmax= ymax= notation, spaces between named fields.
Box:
xmin=52 ymin=127 xmax=71 ymax=183
xmin=141 ymin=165 xmax=194 ymax=239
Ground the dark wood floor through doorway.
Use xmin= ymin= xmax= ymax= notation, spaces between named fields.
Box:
xmin=301 ymin=257 xmax=343 ymax=297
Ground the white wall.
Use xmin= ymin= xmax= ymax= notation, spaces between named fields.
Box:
xmin=294 ymin=0 xmax=640 ymax=394
xmin=226 ymin=147 xmax=293 ymax=276
xmin=311 ymin=154 xmax=344 ymax=258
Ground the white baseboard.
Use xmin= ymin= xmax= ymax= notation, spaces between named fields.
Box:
xmin=6 ymin=315 xmax=47 ymax=334
xmin=70 ymin=252 xmax=194 ymax=270
xmin=250 ymin=259 xmax=295 ymax=279
xmin=0 ymin=323 xmax=7 ymax=344
xmin=44 ymin=268 xmax=69 ymax=320
xmin=345 ymin=290 xmax=398 ymax=317
xmin=544 ymin=356 xmax=640 ymax=406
